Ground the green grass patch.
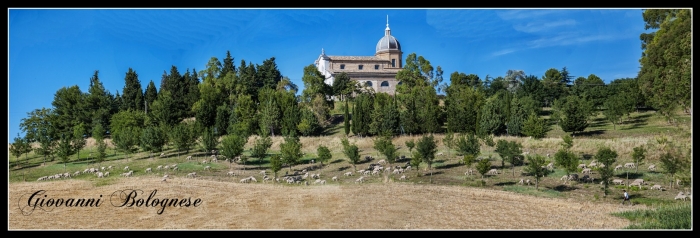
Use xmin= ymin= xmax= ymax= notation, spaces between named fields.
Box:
xmin=612 ymin=203 xmax=691 ymax=229
xmin=502 ymin=185 xmax=562 ymax=198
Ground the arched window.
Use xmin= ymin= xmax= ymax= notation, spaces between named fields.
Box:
xmin=340 ymin=64 xmax=345 ymax=69
xmin=380 ymin=81 xmax=389 ymax=87
xmin=398 ymin=81 xmax=403 ymax=85
xmin=364 ymin=81 xmax=373 ymax=87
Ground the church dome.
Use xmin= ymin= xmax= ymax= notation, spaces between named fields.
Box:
xmin=376 ymin=22 xmax=401 ymax=53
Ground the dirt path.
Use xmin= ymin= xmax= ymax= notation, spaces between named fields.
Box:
xmin=10 ymin=177 xmax=639 ymax=229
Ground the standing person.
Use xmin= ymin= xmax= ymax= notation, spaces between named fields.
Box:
xmin=622 ymin=189 xmax=630 ymax=205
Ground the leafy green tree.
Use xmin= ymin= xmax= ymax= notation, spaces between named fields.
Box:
xmin=476 ymin=156 xmax=493 ymax=179
xmin=144 ymin=80 xmax=158 ymax=113
xmin=603 ymin=95 xmax=627 ymax=130
xmin=455 ymin=133 xmax=480 ymax=159
xmin=554 ymin=149 xmax=578 ymax=183
xmin=343 ymin=100 xmax=350 ymax=136
xmin=659 ymin=147 xmax=689 ymax=189
xmin=51 ymin=85 xmax=87 ymax=136
xmin=258 ymin=92 xmax=281 ymax=137
xmin=280 ymin=136 xmax=303 ymax=172
xmin=595 ymin=147 xmax=617 ymax=197
xmin=85 ymin=71 xmax=115 ymax=135
xmin=506 ymin=96 xmax=528 ymax=136
xmin=479 ymin=92 xmax=511 ymax=136
xmin=517 ymin=75 xmax=545 ymax=106
xmin=405 ymin=139 xmax=415 ymax=157
xmin=269 ymin=154 xmax=283 ymax=179
xmin=221 ymin=134 xmax=247 ymax=170
xmin=462 ymin=154 xmax=477 ymax=177
xmin=445 ymin=85 xmax=485 ymax=134
xmin=495 ymin=139 xmax=523 ymax=177
xmin=10 ymin=134 xmax=32 ymax=168
xmin=571 ymin=74 xmax=607 ymax=110
xmin=373 ymin=136 xmax=397 ymax=168
xmin=121 ymin=68 xmax=144 ymax=112
xmin=541 ymin=68 xmax=567 ymax=107
xmin=56 ymin=133 xmax=77 ymax=170
xmin=333 ymin=72 xmax=353 ymax=101
xmin=198 ymin=127 xmax=220 ymax=156
xmin=229 ymin=94 xmax=257 ymax=138
xmin=638 ymin=9 xmax=691 ymax=119
xmin=149 ymin=90 xmax=178 ymax=127
xmin=415 ymin=135 xmax=438 ymax=181
xmin=112 ymin=127 xmax=139 ymax=162
xmin=553 ymin=95 xmax=591 ymax=136
xmin=521 ymin=113 xmax=549 ymax=139
xmin=523 ymin=154 xmax=551 ymax=190
xmin=301 ymin=64 xmax=332 ymax=105
xmin=297 ymin=106 xmax=319 ymax=137
xmin=110 ymin=110 xmax=146 ymax=139
xmin=251 ymin=134 xmax=273 ymax=168
xmin=92 ymin=122 xmax=107 ymax=165
xmin=72 ymin=123 xmax=87 ymax=162
xmin=140 ymin=126 xmax=165 ymax=159
xmin=561 ymin=135 xmax=574 ymax=150
xmin=316 ymin=146 xmax=332 ymax=169
xmin=631 ymin=146 xmax=647 ymax=174
xmin=343 ymin=140 xmax=361 ymax=172
xmin=169 ymin=122 xmax=197 ymax=157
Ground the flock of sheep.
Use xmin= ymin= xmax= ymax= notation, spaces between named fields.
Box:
xmin=32 ymin=150 xmax=690 ymax=202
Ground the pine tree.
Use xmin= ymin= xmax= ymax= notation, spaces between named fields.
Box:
xmin=344 ymin=100 xmax=350 ymax=136
xmin=121 ymin=68 xmax=144 ymax=112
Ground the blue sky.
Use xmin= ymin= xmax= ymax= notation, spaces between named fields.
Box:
xmin=8 ymin=8 xmax=648 ymax=141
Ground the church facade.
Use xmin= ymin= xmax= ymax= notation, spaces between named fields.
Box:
xmin=315 ymin=19 xmax=403 ymax=95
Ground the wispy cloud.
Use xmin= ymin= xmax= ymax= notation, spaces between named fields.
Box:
xmin=491 ymin=48 xmax=517 ymax=57
xmin=512 ymin=19 xmax=577 ymax=33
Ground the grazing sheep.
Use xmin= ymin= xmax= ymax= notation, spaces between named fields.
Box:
xmin=614 ymin=165 xmax=623 ymax=171
xmin=320 ymin=180 xmax=326 ymax=184
xmin=612 ymin=179 xmax=624 ymax=185
xmin=312 ymin=173 xmax=320 ymax=179
xmin=344 ymin=172 xmax=353 ymax=176
xmin=676 ymin=179 xmax=682 ymax=186
xmin=248 ymin=176 xmax=258 ymax=182
xmin=156 ymin=165 xmax=163 ymax=170
xmin=355 ymin=176 xmax=365 ymax=184
xmin=546 ymin=153 xmax=550 ymax=158
xmin=578 ymin=164 xmax=587 ymax=169
xmin=588 ymin=161 xmax=597 ymax=168
xmin=632 ymin=179 xmax=645 ymax=185
xmin=172 ymin=166 xmax=178 ymax=171
xmin=674 ymin=192 xmax=686 ymax=201
xmin=377 ymin=159 xmax=386 ymax=164
xmin=73 ymin=171 xmax=81 ymax=176
xmin=464 ymin=169 xmax=474 ymax=176
xmin=104 ymin=172 xmax=110 ymax=177
xmin=314 ymin=179 xmax=322 ymax=184
xmin=404 ymin=166 xmax=412 ymax=171
xmin=332 ymin=176 xmax=338 ymax=181
xmin=624 ymin=163 xmax=636 ymax=169
xmin=363 ymin=170 xmax=371 ymax=176
xmin=518 ymin=179 xmax=531 ymax=185
xmin=201 ymin=159 xmax=208 ymax=164
xmin=97 ymin=172 xmax=104 ymax=178
xmin=204 ymin=166 xmax=211 ymax=171
xmin=651 ymin=185 xmax=664 ymax=191
xmin=187 ymin=172 xmax=197 ymax=178
xmin=647 ymin=164 xmax=656 ymax=171
xmin=240 ymin=178 xmax=250 ymax=183
xmin=124 ymin=166 xmax=129 ymax=171
xmin=260 ymin=171 xmax=267 ymax=175
xmin=582 ymin=168 xmax=592 ymax=174
xmin=145 ymin=168 xmax=152 ymax=173
xmin=487 ymin=169 xmax=499 ymax=175
xmin=161 ymin=174 xmax=169 ymax=182
xmin=628 ymin=181 xmax=642 ymax=189
xmin=437 ymin=152 xmax=444 ymax=156
xmin=160 ymin=153 xmax=165 ymax=157
xmin=399 ymin=175 xmax=407 ymax=180
xmin=227 ymin=171 xmax=236 ymax=176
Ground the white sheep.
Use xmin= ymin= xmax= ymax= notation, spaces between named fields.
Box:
xmin=651 ymin=185 xmax=664 ymax=191
xmin=187 ymin=172 xmax=197 ymax=178
xmin=248 ymin=176 xmax=258 ymax=182
xmin=145 ymin=168 xmax=152 ymax=173
xmin=204 ymin=166 xmax=211 ymax=171
xmin=227 ymin=171 xmax=236 ymax=176
xmin=97 ymin=172 xmax=104 ymax=178
xmin=674 ymin=192 xmax=686 ymax=201
xmin=104 ymin=172 xmax=110 ymax=177
xmin=628 ymin=181 xmax=642 ymax=189
xmin=156 ymin=165 xmax=163 ymax=170
xmin=124 ymin=166 xmax=129 ymax=171
xmin=582 ymin=168 xmax=592 ymax=174
xmin=612 ymin=179 xmax=624 ymax=185
xmin=186 ymin=155 xmax=193 ymax=160
xmin=614 ymin=165 xmax=623 ymax=171
xmin=464 ymin=169 xmax=473 ymax=176
xmin=437 ymin=152 xmax=444 ymax=156
xmin=332 ymin=176 xmax=338 ymax=181
xmin=355 ymin=176 xmax=365 ymax=184
xmin=399 ymin=175 xmax=407 ymax=180
xmin=578 ymin=164 xmax=587 ymax=169
xmin=320 ymin=180 xmax=326 ymax=184
xmin=624 ymin=163 xmax=636 ymax=169
xmin=487 ymin=169 xmax=499 ymax=175
xmin=518 ymin=178 xmax=531 ymax=185
xmin=404 ymin=165 xmax=411 ymax=171
xmin=377 ymin=159 xmax=386 ymax=164
xmin=647 ymin=164 xmax=656 ymax=171
xmin=344 ymin=172 xmax=353 ymax=176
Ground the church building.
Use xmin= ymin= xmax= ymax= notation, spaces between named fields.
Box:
xmin=315 ymin=18 xmax=403 ymax=95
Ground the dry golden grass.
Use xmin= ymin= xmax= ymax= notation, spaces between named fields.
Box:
xmin=10 ymin=177 xmax=639 ymax=230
